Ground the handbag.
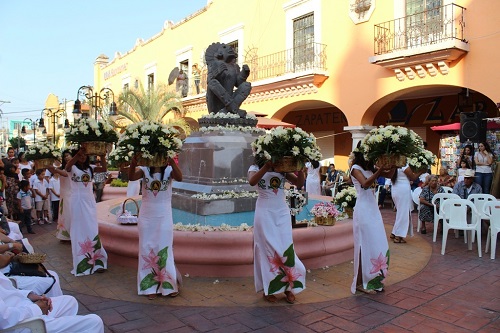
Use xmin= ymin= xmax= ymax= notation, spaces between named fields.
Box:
xmin=7 ymin=261 xmax=56 ymax=295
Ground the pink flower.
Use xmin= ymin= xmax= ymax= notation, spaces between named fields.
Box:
xmin=78 ymin=237 xmax=96 ymax=256
xmin=280 ymin=266 xmax=302 ymax=289
xmin=142 ymin=249 xmax=160 ymax=271
xmin=370 ymin=252 xmax=388 ymax=274
xmin=87 ymin=249 xmax=105 ymax=265
xmin=268 ymin=251 xmax=286 ymax=273
xmin=153 ymin=267 xmax=172 ymax=284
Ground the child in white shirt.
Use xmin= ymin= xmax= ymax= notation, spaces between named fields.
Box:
xmin=48 ymin=173 xmax=60 ymax=223
xmin=32 ymin=169 xmax=50 ymax=224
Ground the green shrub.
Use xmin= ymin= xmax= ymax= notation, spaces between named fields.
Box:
xmin=110 ymin=179 xmax=128 ymax=187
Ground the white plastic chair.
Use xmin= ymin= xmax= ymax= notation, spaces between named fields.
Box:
xmin=412 ymin=187 xmax=422 ymax=232
xmin=431 ymin=193 xmax=460 ymax=242
xmin=330 ymin=175 xmax=344 ymax=197
xmin=483 ymin=201 xmax=500 ymax=259
xmin=441 ymin=186 xmax=453 ymax=193
xmin=441 ymin=199 xmax=482 ymax=257
xmin=0 ymin=318 xmax=47 ymax=333
xmin=468 ymin=194 xmax=496 ymax=243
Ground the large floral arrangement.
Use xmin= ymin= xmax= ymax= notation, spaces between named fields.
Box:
xmin=360 ymin=125 xmax=423 ymax=163
xmin=25 ymin=143 xmax=61 ymax=161
xmin=108 ymin=146 xmax=133 ymax=166
xmin=310 ymin=201 xmax=340 ymax=218
xmin=334 ymin=187 xmax=357 ymax=210
xmin=116 ymin=120 xmax=183 ymax=161
xmin=65 ymin=118 xmax=118 ymax=143
xmin=285 ymin=186 xmax=307 ymax=216
xmin=251 ymin=126 xmax=322 ymax=166
xmin=408 ymin=148 xmax=437 ymax=172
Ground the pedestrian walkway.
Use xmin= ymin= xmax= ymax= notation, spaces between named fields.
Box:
xmin=25 ymin=209 xmax=500 ymax=332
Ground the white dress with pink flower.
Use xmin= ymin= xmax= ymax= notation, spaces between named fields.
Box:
xmin=137 ymin=166 xmax=178 ymax=296
xmin=68 ymin=165 xmax=108 ymax=276
xmin=249 ymin=165 xmax=306 ymax=296
xmin=350 ymin=164 xmax=389 ymax=293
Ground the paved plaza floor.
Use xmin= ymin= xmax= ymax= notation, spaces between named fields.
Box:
xmin=25 ymin=208 xmax=500 ymax=332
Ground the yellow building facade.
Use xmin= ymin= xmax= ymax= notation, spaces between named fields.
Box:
xmin=93 ymin=0 xmax=500 ymax=171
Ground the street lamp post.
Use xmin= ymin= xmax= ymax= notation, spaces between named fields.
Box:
xmin=73 ymin=86 xmax=118 ymax=120
xmin=21 ymin=118 xmax=41 ymax=145
xmin=39 ymin=108 xmax=68 ymax=145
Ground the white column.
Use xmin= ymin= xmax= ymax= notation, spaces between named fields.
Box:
xmin=343 ymin=125 xmax=376 ymax=151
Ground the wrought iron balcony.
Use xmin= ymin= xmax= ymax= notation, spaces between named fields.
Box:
xmin=373 ymin=3 xmax=466 ymax=56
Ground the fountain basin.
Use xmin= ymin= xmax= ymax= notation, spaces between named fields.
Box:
xmin=98 ymin=196 xmax=354 ymax=277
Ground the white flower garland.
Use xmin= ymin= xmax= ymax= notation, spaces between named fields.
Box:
xmin=191 ymin=190 xmax=258 ymax=200
xmin=285 ymin=187 xmax=307 ymax=216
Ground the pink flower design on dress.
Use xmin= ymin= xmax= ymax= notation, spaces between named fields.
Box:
xmin=142 ymin=249 xmax=160 ymax=271
xmin=268 ymin=251 xmax=286 ymax=273
xmin=153 ymin=267 xmax=172 ymax=284
xmin=370 ymin=252 xmax=388 ymax=274
xmin=78 ymin=237 xmax=97 ymax=256
xmin=280 ymin=266 xmax=302 ymax=289
xmin=87 ymin=249 xmax=105 ymax=265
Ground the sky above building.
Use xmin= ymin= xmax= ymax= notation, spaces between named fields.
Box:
xmin=0 ymin=0 xmax=208 ymax=124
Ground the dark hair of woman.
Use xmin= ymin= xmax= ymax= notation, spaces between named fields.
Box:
xmin=479 ymin=141 xmax=494 ymax=154
xmin=352 ymin=151 xmax=375 ymax=172
xmin=146 ymin=167 xmax=168 ymax=181
xmin=17 ymin=152 xmax=25 ymax=160
xmin=311 ymin=160 xmax=320 ymax=169
xmin=75 ymin=154 xmax=93 ymax=178
xmin=4 ymin=163 xmax=18 ymax=179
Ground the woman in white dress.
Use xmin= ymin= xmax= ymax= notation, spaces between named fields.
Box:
xmin=128 ymin=155 xmax=182 ymax=300
xmin=390 ymin=166 xmax=422 ymax=243
xmin=305 ymin=160 xmax=321 ymax=195
xmin=50 ymin=150 xmax=74 ymax=241
xmin=60 ymin=147 xmax=108 ymax=276
xmin=248 ymin=160 xmax=306 ymax=304
xmin=350 ymin=150 xmax=394 ymax=294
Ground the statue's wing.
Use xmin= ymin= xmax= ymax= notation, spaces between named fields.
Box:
xmin=168 ymin=67 xmax=180 ymax=85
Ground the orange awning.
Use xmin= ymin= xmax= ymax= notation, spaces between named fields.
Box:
xmin=256 ymin=117 xmax=296 ymax=129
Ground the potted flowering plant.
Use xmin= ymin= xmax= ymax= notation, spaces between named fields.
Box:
xmin=25 ymin=143 xmax=62 ymax=169
xmin=334 ymin=187 xmax=357 ymax=218
xmin=116 ymin=120 xmax=184 ymax=167
xmin=360 ymin=125 xmax=423 ymax=168
xmin=285 ymin=186 xmax=307 ymax=216
xmin=310 ymin=201 xmax=340 ymax=225
xmin=65 ymin=118 xmax=118 ymax=155
xmin=251 ymin=126 xmax=322 ymax=172
xmin=408 ymin=148 xmax=437 ymax=172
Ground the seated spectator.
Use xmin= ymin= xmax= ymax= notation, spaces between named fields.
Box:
xmin=437 ymin=167 xmax=455 ymax=188
xmin=323 ymin=164 xmax=340 ymax=196
xmin=0 ymin=271 xmax=104 ymax=332
xmin=452 ymin=169 xmax=482 ymax=199
xmin=418 ymin=175 xmax=444 ymax=234
xmin=0 ymin=211 xmax=23 ymax=241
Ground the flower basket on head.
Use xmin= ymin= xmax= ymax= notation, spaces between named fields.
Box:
xmin=65 ymin=118 xmax=118 ymax=154
xmin=360 ymin=125 xmax=423 ymax=167
xmin=25 ymin=143 xmax=61 ymax=170
xmin=251 ymin=126 xmax=322 ymax=171
xmin=408 ymin=148 xmax=437 ymax=173
xmin=310 ymin=202 xmax=339 ymax=226
xmin=116 ymin=120 xmax=184 ymax=167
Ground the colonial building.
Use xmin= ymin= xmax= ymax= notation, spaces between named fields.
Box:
xmin=92 ymin=0 xmax=500 ymax=171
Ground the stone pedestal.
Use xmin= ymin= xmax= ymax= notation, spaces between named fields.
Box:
xmin=172 ymin=129 xmax=262 ymax=215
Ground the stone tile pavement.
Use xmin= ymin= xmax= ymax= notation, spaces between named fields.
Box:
xmin=22 ymin=209 xmax=500 ymax=332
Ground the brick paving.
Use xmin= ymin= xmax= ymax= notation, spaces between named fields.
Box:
xmin=22 ymin=208 xmax=500 ymax=332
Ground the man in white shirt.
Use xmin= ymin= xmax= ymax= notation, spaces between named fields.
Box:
xmin=0 ymin=272 xmax=104 ymax=332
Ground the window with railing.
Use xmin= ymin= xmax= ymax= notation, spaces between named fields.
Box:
xmin=293 ymin=13 xmax=314 ymax=71
xmin=373 ymin=3 xmax=466 ymax=55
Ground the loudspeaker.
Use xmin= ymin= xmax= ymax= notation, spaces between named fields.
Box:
xmin=460 ymin=111 xmax=487 ymax=143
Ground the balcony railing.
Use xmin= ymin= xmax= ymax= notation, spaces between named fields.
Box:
xmin=183 ymin=43 xmax=327 ymax=97
xmin=373 ymin=3 xmax=466 ymax=55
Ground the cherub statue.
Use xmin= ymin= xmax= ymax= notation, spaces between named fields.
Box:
xmin=205 ymin=42 xmax=252 ymax=118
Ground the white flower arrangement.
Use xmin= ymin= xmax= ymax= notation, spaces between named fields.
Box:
xmin=25 ymin=143 xmax=61 ymax=161
xmin=360 ymin=125 xmax=423 ymax=162
xmin=310 ymin=202 xmax=340 ymax=218
xmin=285 ymin=187 xmax=307 ymax=216
xmin=334 ymin=187 xmax=357 ymax=209
xmin=200 ymin=113 xmax=257 ymax=120
xmin=65 ymin=118 xmax=118 ymax=143
xmin=199 ymin=124 xmax=264 ymax=134
xmin=108 ymin=146 xmax=133 ymax=166
xmin=173 ymin=222 xmax=253 ymax=232
xmin=408 ymin=148 xmax=437 ymax=171
xmin=191 ymin=190 xmax=258 ymax=200
xmin=116 ymin=120 xmax=183 ymax=161
xmin=251 ymin=126 xmax=322 ymax=166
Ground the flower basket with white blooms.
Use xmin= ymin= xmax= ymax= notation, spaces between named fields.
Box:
xmin=25 ymin=143 xmax=62 ymax=169
xmin=360 ymin=125 xmax=423 ymax=168
xmin=65 ymin=118 xmax=118 ymax=155
xmin=334 ymin=187 xmax=357 ymax=218
xmin=251 ymin=126 xmax=322 ymax=172
xmin=408 ymin=148 xmax=437 ymax=173
xmin=116 ymin=120 xmax=184 ymax=167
